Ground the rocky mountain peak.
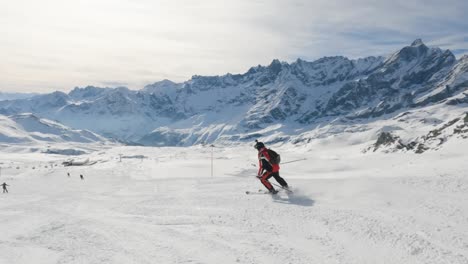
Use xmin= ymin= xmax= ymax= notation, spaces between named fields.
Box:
xmin=267 ymin=59 xmax=284 ymax=75
xmin=459 ymin=54 xmax=468 ymax=62
xmin=411 ymin=38 xmax=425 ymax=47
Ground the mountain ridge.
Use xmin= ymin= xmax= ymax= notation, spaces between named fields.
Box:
xmin=1 ymin=39 xmax=467 ymax=147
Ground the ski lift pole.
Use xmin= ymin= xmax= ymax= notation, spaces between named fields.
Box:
xmin=210 ymin=144 xmax=214 ymax=178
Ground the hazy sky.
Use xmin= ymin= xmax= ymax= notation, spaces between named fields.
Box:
xmin=1 ymin=0 xmax=467 ymax=93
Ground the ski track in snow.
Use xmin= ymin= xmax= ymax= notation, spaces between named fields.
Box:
xmin=0 ymin=145 xmax=467 ymax=264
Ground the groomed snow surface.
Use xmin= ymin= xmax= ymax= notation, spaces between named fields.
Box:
xmin=0 ymin=140 xmax=467 ymax=264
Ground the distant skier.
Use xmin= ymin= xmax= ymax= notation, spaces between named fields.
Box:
xmin=80 ymin=174 xmax=84 ymax=180
xmin=254 ymin=140 xmax=288 ymax=194
xmin=2 ymin=182 xmax=9 ymax=193
xmin=67 ymin=172 xmax=70 ymax=177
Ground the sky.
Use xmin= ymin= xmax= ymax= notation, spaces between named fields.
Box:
xmin=1 ymin=0 xmax=467 ymax=93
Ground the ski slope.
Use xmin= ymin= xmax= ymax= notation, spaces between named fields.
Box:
xmin=0 ymin=141 xmax=467 ymax=264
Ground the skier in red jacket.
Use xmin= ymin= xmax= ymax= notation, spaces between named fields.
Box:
xmin=254 ymin=141 xmax=288 ymax=194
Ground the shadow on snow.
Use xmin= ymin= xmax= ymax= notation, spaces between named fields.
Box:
xmin=271 ymin=192 xmax=315 ymax=207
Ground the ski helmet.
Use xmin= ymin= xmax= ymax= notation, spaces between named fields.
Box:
xmin=254 ymin=140 xmax=265 ymax=150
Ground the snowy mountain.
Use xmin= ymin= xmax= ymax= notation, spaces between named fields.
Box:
xmin=0 ymin=113 xmax=107 ymax=144
xmin=0 ymin=40 xmax=467 ymax=147
xmin=321 ymin=39 xmax=457 ymax=119
xmin=367 ymin=112 xmax=468 ymax=154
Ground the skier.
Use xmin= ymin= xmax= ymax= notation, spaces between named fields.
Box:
xmin=80 ymin=174 xmax=84 ymax=180
xmin=67 ymin=172 xmax=70 ymax=177
xmin=254 ymin=140 xmax=288 ymax=194
xmin=2 ymin=182 xmax=9 ymax=193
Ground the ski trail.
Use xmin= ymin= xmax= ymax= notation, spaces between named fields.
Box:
xmin=1 ymin=147 xmax=468 ymax=264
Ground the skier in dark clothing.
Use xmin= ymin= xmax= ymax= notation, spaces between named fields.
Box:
xmin=2 ymin=182 xmax=9 ymax=193
xmin=80 ymin=174 xmax=84 ymax=180
xmin=254 ymin=141 xmax=288 ymax=194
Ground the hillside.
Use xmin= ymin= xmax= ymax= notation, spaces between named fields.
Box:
xmin=0 ymin=113 xmax=107 ymax=145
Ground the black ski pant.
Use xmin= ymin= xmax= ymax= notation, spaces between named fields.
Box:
xmin=261 ymin=171 xmax=288 ymax=190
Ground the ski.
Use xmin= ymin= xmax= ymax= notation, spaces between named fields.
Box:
xmin=245 ymin=189 xmax=291 ymax=195
xmin=271 ymin=183 xmax=293 ymax=193
xmin=246 ymin=190 xmax=271 ymax=195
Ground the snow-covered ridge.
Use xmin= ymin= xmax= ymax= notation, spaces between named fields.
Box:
xmin=367 ymin=112 xmax=468 ymax=153
xmin=0 ymin=40 xmax=467 ymax=147
xmin=0 ymin=113 xmax=107 ymax=144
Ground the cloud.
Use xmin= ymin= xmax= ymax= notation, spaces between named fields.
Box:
xmin=0 ymin=0 xmax=467 ymax=93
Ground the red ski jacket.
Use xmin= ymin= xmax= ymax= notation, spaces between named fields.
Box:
xmin=257 ymin=147 xmax=280 ymax=175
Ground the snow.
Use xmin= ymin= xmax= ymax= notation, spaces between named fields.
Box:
xmin=0 ymin=114 xmax=108 ymax=144
xmin=0 ymin=138 xmax=467 ymax=264
xmin=0 ymin=39 xmax=467 ymax=262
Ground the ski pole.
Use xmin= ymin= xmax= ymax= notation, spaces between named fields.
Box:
xmin=281 ymin=158 xmax=307 ymax=165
